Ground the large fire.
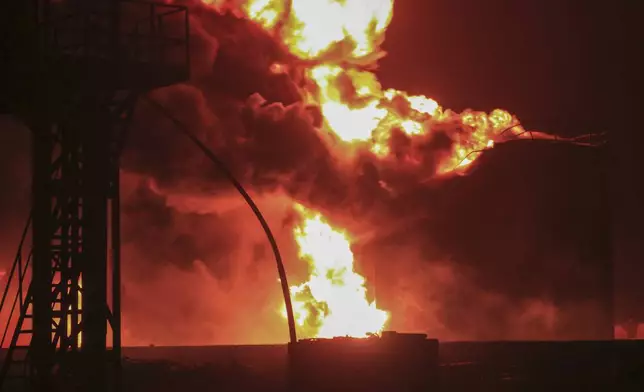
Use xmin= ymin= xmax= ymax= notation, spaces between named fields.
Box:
xmin=203 ymin=0 xmax=531 ymax=339
xmin=210 ymin=0 xmax=527 ymax=173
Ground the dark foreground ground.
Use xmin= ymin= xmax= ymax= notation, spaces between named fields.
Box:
xmin=117 ymin=340 xmax=644 ymax=392
xmin=1 ymin=340 xmax=643 ymax=391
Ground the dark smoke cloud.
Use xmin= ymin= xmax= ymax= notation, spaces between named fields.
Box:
xmin=0 ymin=4 xmax=610 ymax=344
xmin=356 ymin=141 xmax=609 ymax=340
xmin=122 ymin=5 xmax=609 ymax=341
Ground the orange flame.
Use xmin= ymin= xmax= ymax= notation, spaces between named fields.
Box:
xmin=239 ymin=0 xmax=394 ymax=60
xmin=283 ymin=204 xmax=389 ymax=338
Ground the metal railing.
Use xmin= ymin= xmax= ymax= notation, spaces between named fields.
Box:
xmin=44 ymin=0 xmax=190 ymax=75
xmin=0 ymin=214 xmax=32 ymax=349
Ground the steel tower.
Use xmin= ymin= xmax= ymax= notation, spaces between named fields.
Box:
xmin=0 ymin=0 xmax=189 ymax=390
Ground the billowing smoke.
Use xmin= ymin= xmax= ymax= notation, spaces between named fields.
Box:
xmin=0 ymin=2 xmax=609 ymax=344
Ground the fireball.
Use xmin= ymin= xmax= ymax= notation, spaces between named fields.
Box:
xmin=286 ymin=204 xmax=389 ymax=338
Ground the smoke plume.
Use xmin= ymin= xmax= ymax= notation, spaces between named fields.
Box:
xmin=0 ymin=2 xmax=609 ymax=344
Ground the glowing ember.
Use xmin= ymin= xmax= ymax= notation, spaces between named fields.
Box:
xmin=284 ymin=204 xmax=389 ymax=338
xmin=61 ymin=276 xmax=82 ymax=347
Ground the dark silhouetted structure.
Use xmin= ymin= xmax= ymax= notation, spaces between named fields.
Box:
xmin=0 ymin=1 xmax=189 ymax=391
xmin=290 ymin=332 xmax=439 ymax=392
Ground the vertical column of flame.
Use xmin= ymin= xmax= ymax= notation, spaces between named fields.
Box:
xmin=285 ymin=204 xmax=389 ymax=338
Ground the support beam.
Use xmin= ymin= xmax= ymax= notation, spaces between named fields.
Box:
xmin=0 ymin=1 xmax=190 ymax=390
xmin=26 ymin=94 xmax=136 ymax=391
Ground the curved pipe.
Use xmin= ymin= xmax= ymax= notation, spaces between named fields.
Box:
xmin=143 ymin=96 xmax=298 ymax=345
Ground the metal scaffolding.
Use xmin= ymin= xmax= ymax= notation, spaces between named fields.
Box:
xmin=0 ymin=1 xmax=190 ymax=390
